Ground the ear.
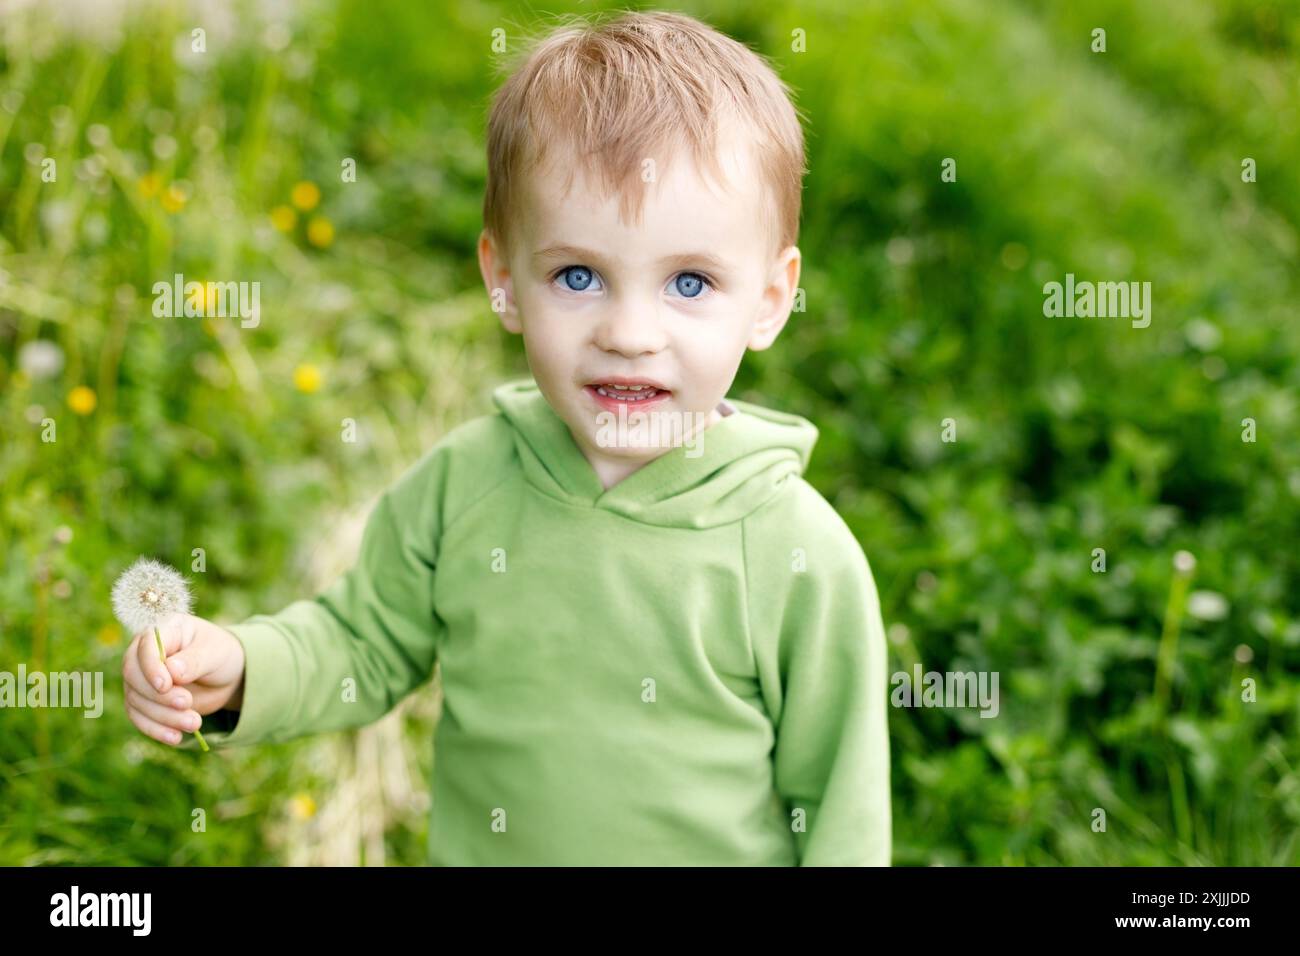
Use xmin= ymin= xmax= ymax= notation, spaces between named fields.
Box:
xmin=478 ymin=228 xmax=522 ymax=334
xmin=747 ymin=245 xmax=801 ymax=351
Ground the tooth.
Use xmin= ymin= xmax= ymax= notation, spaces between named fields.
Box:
xmin=594 ymin=385 xmax=660 ymax=400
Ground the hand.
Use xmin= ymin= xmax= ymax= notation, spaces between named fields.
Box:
xmin=120 ymin=613 xmax=246 ymax=747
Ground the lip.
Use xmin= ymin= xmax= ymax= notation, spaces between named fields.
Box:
xmin=585 ymin=375 xmax=671 ymax=391
xmin=583 ymin=380 xmax=673 ymax=413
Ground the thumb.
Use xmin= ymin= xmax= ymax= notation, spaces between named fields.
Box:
xmin=165 ymin=624 xmax=213 ymax=685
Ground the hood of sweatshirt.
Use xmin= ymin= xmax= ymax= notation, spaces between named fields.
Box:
xmin=491 ymin=377 xmax=819 ymax=529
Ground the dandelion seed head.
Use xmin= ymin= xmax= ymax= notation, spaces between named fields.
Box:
xmin=111 ymin=557 xmax=191 ymax=635
xmin=17 ymin=340 xmax=64 ymax=380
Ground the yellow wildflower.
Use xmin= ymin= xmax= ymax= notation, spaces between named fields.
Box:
xmin=291 ymin=181 xmax=320 ymax=212
xmin=306 ymin=216 xmax=334 ymax=248
xmin=288 ymin=793 xmax=317 ymax=820
xmin=68 ymin=386 xmax=97 ymax=415
xmin=138 ymin=172 xmax=162 ymax=198
xmin=293 ymin=364 xmax=322 ymax=393
xmin=160 ymin=184 xmax=187 ymax=213
xmin=270 ymin=205 xmax=297 ymax=232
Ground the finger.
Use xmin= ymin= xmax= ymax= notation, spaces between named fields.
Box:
xmin=163 ymin=686 xmax=193 ymax=711
xmin=126 ymin=687 xmax=201 ymax=733
xmin=122 ymin=635 xmax=164 ymax=700
xmin=137 ymin=616 xmax=191 ymax=694
xmin=124 ymin=697 xmax=185 ymax=746
xmin=182 ymin=685 xmax=229 ymax=713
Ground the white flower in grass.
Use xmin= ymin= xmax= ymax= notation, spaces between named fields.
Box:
xmin=18 ymin=340 xmax=65 ymax=380
xmin=111 ymin=557 xmax=191 ymax=638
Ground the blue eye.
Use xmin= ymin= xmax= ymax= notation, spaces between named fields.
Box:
xmin=557 ymin=266 xmax=598 ymax=292
xmin=551 ymin=265 xmax=713 ymax=298
xmin=673 ymin=273 xmax=707 ymax=298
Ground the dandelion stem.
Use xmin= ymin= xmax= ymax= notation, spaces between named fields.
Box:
xmin=155 ymin=626 xmax=209 ymax=752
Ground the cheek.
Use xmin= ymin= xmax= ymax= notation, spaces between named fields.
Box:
xmin=520 ymin=308 xmax=580 ymax=368
xmin=670 ymin=310 xmax=752 ymax=370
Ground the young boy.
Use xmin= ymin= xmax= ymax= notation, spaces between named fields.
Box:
xmin=120 ymin=10 xmax=891 ymax=866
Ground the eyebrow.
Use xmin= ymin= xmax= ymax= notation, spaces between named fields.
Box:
xmin=532 ymin=243 xmax=732 ymax=275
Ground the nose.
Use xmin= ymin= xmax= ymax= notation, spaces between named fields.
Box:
xmin=592 ymin=298 xmax=668 ymax=357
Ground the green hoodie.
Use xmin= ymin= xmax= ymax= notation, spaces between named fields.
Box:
xmin=189 ymin=378 xmax=891 ymax=865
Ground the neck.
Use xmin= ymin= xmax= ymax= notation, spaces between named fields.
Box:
xmin=583 ymin=404 xmax=725 ymax=491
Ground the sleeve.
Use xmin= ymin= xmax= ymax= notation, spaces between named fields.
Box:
xmin=179 ymin=447 xmax=447 ymax=750
xmin=749 ymin=496 xmax=892 ymax=865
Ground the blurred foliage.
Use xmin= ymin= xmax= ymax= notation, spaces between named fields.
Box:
xmin=1 ymin=0 xmax=1297 ymax=865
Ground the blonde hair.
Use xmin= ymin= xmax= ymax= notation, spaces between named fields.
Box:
xmin=483 ymin=10 xmax=808 ymax=262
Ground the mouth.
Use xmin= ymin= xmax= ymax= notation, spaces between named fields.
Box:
xmin=584 ymin=378 xmax=672 ymax=411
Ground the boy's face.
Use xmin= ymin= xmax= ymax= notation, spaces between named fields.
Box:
xmin=479 ymin=129 xmax=800 ymax=483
